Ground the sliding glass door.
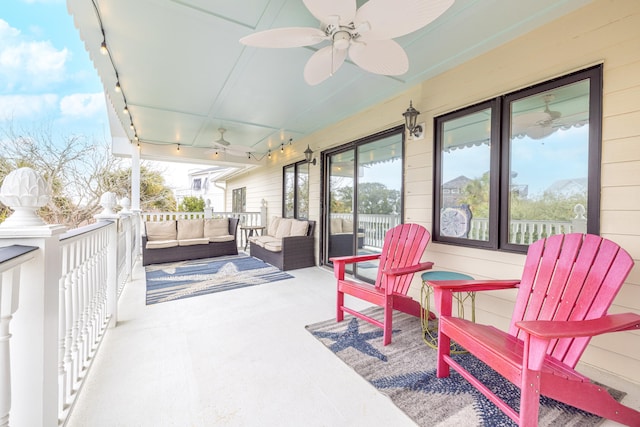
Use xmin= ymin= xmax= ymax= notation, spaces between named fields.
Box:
xmin=323 ymin=127 xmax=404 ymax=282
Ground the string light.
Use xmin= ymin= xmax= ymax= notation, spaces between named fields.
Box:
xmin=100 ymin=41 xmax=108 ymax=55
xmin=267 ymin=150 xmax=271 ymax=159
xmin=177 ymin=144 xmax=180 ymax=152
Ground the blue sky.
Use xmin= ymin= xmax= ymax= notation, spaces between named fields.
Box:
xmin=0 ymin=0 xmax=205 ymax=188
xmin=1 ymin=0 xmax=110 ymax=140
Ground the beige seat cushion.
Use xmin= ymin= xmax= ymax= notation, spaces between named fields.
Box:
xmin=178 ymin=237 xmax=210 ymax=246
xmin=209 ymin=235 xmax=234 ymax=243
xmin=252 ymin=236 xmax=280 ymax=248
xmin=177 ymin=219 xmax=204 ymax=240
xmin=275 ymin=218 xmax=293 ymax=238
xmin=289 ymin=219 xmax=309 ymax=237
xmin=204 ymin=218 xmax=229 ymax=238
xmin=146 ymin=221 xmax=177 ymax=241
xmin=267 ymin=216 xmax=282 ymax=236
xmin=146 ymin=239 xmax=178 ymax=249
xmin=330 ymin=217 xmax=343 ymax=234
xmin=264 ymin=241 xmax=282 ymax=252
xmin=341 ymin=219 xmax=354 ymax=233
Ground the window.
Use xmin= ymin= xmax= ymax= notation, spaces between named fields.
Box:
xmin=192 ymin=178 xmax=201 ymax=191
xmin=232 ymin=187 xmax=246 ymax=213
xmin=434 ymin=65 xmax=602 ymax=252
xmin=283 ymin=161 xmax=309 ymax=219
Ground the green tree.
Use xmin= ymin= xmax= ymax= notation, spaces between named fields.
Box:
xmin=0 ymin=120 xmax=176 ymax=226
xmin=460 ymin=172 xmax=490 ymax=218
xmin=100 ymin=165 xmax=176 ymax=212
xmin=357 ymin=182 xmax=400 ymax=214
xmin=178 ymin=196 xmax=205 ymax=212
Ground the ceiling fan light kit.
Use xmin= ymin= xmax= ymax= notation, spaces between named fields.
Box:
xmin=240 ymin=0 xmax=455 ymax=85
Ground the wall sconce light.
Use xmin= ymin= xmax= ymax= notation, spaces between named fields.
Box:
xmin=304 ymin=145 xmax=316 ymax=165
xmin=403 ymin=100 xmax=423 ymax=138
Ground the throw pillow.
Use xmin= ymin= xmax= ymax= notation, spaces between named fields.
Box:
xmin=146 ymin=220 xmax=177 ymax=241
xmin=177 ymin=219 xmax=204 ymax=240
xmin=289 ymin=219 xmax=309 ymax=237
xmin=204 ymin=218 xmax=229 ymax=238
xmin=330 ymin=217 xmax=343 ymax=234
xmin=275 ymin=218 xmax=293 ymax=238
xmin=268 ymin=216 xmax=281 ymax=236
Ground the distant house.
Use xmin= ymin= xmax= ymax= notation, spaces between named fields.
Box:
xmin=174 ymin=166 xmax=229 ymax=210
xmin=545 ymin=178 xmax=587 ymax=197
xmin=442 ymin=175 xmax=471 ymax=207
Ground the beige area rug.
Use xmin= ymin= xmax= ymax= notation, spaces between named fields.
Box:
xmin=306 ymin=307 xmax=623 ymax=427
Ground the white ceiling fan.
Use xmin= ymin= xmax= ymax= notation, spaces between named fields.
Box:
xmin=512 ymin=94 xmax=563 ymax=140
xmin=239 ymin=0 xmax=455 ymax=85
xmin=206 ymin=128 xmax=250 ymax=156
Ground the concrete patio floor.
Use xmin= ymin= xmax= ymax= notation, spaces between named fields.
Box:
xmin=66 ymin=255 xmax=639 ymax=427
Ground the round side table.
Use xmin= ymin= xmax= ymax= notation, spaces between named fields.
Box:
xmin=420 ymin=271 xmax=475 ymax=353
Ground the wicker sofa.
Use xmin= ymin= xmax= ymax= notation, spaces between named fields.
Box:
xmin=328 ymin=217 xmax=365 ymax=258
xmin=142 ymin=217 xmax=239 ymax=266
xmin=249 ymin=218 xmax=315 ymax=271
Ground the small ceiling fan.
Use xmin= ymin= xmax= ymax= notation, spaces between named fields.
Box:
xmin=512 ymin=94 xmax=563 ymax=140
xmin=206 ymin=128 xmax=250 ymax=156
xmin=240 ymin=0 xmax=455 ymax=85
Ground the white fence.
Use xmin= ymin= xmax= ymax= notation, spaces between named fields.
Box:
xmin=0 ymin=210 xmax=139 ymax=427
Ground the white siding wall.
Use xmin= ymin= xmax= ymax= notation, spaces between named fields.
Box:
xmin=227 ymin=0 xmax=640 ymax=384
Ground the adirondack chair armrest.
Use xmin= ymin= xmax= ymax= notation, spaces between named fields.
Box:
xmin=330 ymin=253 xmax=381 ymax=265
xmin=516 ymin=312 xmax=640 ymax=339
xmin=331 ymin=254 xmax=381 ymax=279
xmin=383 ymin=261 xmax=434 ymax=277
xmin=427 ymin=279 xmax=520 ymax=293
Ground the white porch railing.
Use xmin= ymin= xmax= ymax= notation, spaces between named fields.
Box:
xmin=468 ymin=218 xmax=585 ymax=244
xmin=329 ymin=213 xmax=402 ymax=248
xmin=0 ymin=169 xmax=141 ymax=427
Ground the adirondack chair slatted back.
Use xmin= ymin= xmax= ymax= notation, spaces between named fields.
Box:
xmin=375 ymin=224 xmax=431 ymax=295
xmin=509 ymin=233 xmax=634 ymax=368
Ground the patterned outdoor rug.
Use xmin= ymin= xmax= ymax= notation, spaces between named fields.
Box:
xmin=306 ymin=307 xmax=624 ymax=426
xmin=145 ymin=254 xmax=293 ymax=305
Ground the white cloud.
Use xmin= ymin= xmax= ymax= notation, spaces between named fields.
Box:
xmin=0 ymin=94 xmax=58 ymax=121
xmin=60 ymin=93 xmax=106 ymax=118
xmin=0 ymin=19 xmax=68 ymax=90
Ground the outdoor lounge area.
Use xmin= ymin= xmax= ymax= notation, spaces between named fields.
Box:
xmin=1 ymin=0 xmax=640 ymax=426
xmin=65 ymin=259 xmax=640 ymax=427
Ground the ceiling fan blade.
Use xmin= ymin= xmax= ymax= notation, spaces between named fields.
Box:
xmin=303 ymin=0 xmax=356 ymax=26
xmin=240 ymin=27 xmax=327 ymax=48
xmin=304 ymin=45 xmax=347 ymax=85
xmin=349 ymin=39 xmax=408 ymax=76
xmin=355 ymin=0 xmax=454 ymax=41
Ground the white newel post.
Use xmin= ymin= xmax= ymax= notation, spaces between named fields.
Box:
xmin=204 ymin=199 xmax=213 ymax=219
xmin=119 ymin=197 xmax=133 ymax=288
xmin=0 ymin=168 xmax=65 ymax=427
xmin=95 ymin=193 xmax=119 ymax=328
xmin=260 ymin=199 xmax=268 ymax=226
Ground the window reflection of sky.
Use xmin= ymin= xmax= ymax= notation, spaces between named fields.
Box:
xmin=443 ymin=126 xmax=588 ymax=196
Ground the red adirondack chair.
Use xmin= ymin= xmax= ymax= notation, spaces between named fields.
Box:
xmin=428 ymin=233 xmax=640 ymax=426
xmin=332 ymin=223 xmax=434 ymax=346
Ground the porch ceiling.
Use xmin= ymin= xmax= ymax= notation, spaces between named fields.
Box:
xmin=66 ymin=0 xmax=593 ymax=168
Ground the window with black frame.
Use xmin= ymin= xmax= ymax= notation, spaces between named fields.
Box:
xmin=232 ymin=187 xmax=246 ymax=213
xmin=434 ymin=65 xmax=602 ymax=252
xmin=283 ymin=161 xmax=309 ymax=219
